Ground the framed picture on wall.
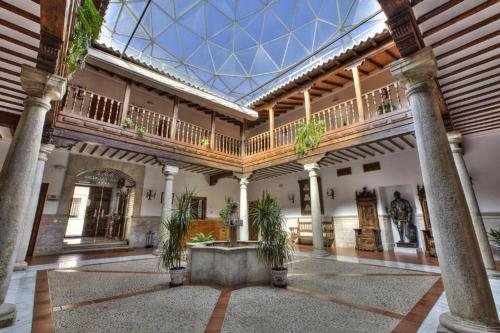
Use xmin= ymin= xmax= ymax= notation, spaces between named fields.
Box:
xmin=298 ymin=178 xmax=324 ymax=215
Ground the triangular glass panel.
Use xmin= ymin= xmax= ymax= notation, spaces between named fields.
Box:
xmin=293 ymin=20 xmax=316 ymax=51
xmin=209 ymin=43 xmax=232 ymax=71
xmin=208 ymin=0 xmax=234 ymax=20
xmin=270 ymin=0 xmax=295 ymax=30
xmin=262 ymin=35 xmax=288 ymax=68
xmin=155 ymin=0 xmax=175 ymax=15
xmin=174 ymin=0 xmax=198 ymax=18
xmin=314 ymin=21 xmax=339 ymax=50
xmin=127 ymin=0 xmax=148 ymax=18
xmin=151 ymin=3 xmax=173 ymax=36
xmin=234 ymin=27 xmax=256 ymax=51
xmin=293 ymin=1 xmax=316 ymax=28
xmin=252 ymin=46 xmax=279 ymax=75
xmin=219 ymin=54 xmax=245 ymax=76
xmin=283 ymin=35 xmax=309 ymax=68
xmin=187 ymin=44 xmax=215 ymax=72
xmin=179 ymin=2 xmax=206 ymax=38
xmin=177 ymin=26 xmax=204 ymax=58
xmin=235 ymin=47 xmax=257 ymax=73
xmin=115 ymin=7 xmax=137 ymax=35
xmin=206 ymin=3 xmax=232 ymax=37
xmin=262 ymin=11 xmax=289 ymax=42
xmin=156 ymin=25 xmax=182 ymax=59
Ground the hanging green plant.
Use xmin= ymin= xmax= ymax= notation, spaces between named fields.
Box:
xmin=377 ymin=102 xmax=394 ymax=115
xmin=294 ymin=119 xmax=326 ymax=156
xmin=66 ymin=0 xmax=103 ymax=75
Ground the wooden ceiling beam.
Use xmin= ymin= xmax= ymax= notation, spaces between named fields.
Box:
xmin=440 ymin=64 xmax=500 ymax=88
xmin=376 ymin=141 xmax=394 ymax=153
xmin=438 ymin=55 xmax=498 ymax=80
xmin=365 ymin=57 xmax=384 ymax=69
xmin=437 ymin=40 xmax=500 ymax=69
xmin=416 ymin=0 xmax=463 ymax=24
xmin=388 ymin=138 xmax=405 ymax=151
xmin=398 ymin=135 xmax=415 ymax=149
xmin=422 ymin=0 xmax=497 ymax=38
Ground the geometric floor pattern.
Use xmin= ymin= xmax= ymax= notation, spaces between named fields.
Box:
xmin=44 ymin=257 xmax=441 ymax=333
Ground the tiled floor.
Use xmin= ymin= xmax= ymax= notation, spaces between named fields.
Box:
xmin=1 ymin=247 xmax=498 ymax=333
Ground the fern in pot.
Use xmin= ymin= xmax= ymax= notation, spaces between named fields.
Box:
xmin=251 ymin=192 xmax=293 ymax=287
xmin=295 ymin=119 xmax=326 ymax=156
xmin=160 ymin=190 xmax=196 ymax=286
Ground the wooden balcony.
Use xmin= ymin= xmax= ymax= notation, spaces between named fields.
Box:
xmin=54 ymin=82 xmax=413 ymax=172
xmin=243 ymin=82 xmax=414 ymax=170
xmin=54 ymin=85 xmax=243 ymax=171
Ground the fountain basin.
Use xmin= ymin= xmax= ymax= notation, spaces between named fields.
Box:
xmin=189 ymin=241 xmax=271 ymax=287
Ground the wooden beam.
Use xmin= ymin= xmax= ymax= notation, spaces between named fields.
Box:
xmin=355 ymin=146 xmax=375 ymax=157
xmin=431 ymin=14 xmax=500 ymax=48
xmin=398 ymin=135 xmax=415 ymax=148
xmin=440 ymin=64 xmax=500 ymax=88
xmin=209 ymin=171 xmax=232 ymax=186
xmin=376 ymin=141 xmax=394 ymax=153
xmin=388 ymin=138 xmax=405 ymax=150
xmin=438 ymin=55 xmax=498 ymax=80
xmin=365 ymin=57 xmax=384 ymax=69
xmin=89 ymin=145 xmax=99 ymax=155
xmin=437 ymin=40 xmax=500 ymax=69
xmin=170 ymin=96 xmax=179 ymax=139
xmin=422 ymin=0 xmax=497 ymax=37
xmin=79 ymin=143 xmax=87 ymax=153
xmin=416 ymin=0 xmax=463 ymax=24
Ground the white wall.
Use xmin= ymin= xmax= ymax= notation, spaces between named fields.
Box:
xmin=141 ymin=166 xmax=239 ymax=218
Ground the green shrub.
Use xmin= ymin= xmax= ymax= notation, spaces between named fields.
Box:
xmin=191 ymin=233 xmax=214 ymax=243
xmin=136 ymin=127 xmax=146 ymax=137
xmin=488 ymin=229 xmax=500 ymax=247
xmin=123 ymin=117 xmax=135 ymax=129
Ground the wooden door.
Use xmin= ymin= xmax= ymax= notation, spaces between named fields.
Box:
xmin=82 ymin=187 xmax=112 ymax=238
xmin=27 ymin=183 xmax=49 ymax=258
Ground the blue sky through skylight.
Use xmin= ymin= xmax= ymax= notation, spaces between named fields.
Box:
xmin=98 ymin=0 xmax=386 ymax=105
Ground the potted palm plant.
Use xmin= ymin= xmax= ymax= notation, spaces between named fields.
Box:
xmin=251 ymin=192 xmax=293 ymax=287
xmin=160 ymin=190 xmax=196 ymax=286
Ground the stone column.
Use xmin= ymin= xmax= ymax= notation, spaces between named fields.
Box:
xmin=234 ymin=173 xmax=251 ymax=241
xmin=448 ymin=131 xmax=496 ymax=270
xmin=14 ymin=143 xmax=55 ymax=270
xmin=0 ymin=65 xmax=66 ymax=328
xmin=391 ymin=47 xmax=499 ymax=332
xmin=304 ymin=163 xmax=326 ymax=254
xmin=158 ymin=165 xmax=178 ymax=250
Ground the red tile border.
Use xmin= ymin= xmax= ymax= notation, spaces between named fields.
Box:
xmin=32 ymin=270 xmax=54 ymax=333
xmin=391 ymin=278 xmax=444 ymax=333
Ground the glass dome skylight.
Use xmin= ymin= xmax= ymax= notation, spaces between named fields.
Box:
xmin=98 ymin=0 xmax=386 ymax=105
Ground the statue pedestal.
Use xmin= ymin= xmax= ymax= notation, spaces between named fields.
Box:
xmin=394 ymin=241 xmax=419 ymax=254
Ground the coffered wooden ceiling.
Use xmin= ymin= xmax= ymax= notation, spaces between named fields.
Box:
xmin=0 ymin=0 xmax=40 ymax=116
xmin=412 ymin=0 xmax=500 ymax=136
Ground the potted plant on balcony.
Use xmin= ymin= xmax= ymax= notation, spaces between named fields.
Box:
xmin=123 ymin=117 xmax=135 ymax=129
xmin=200 ymin=138 xmax=210 ymax=148
xmin=295 ymin=119 xmax=326 ymax=156
xmin=136 ymin=126 xmax=146 ymax=138
xmin=160 ymin=190 xmax=196 ymax=286
xmin=251 ymin=192 xmax=293 ymax=287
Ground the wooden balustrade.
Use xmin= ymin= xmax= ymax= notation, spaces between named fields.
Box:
xmin=246 ymin=82 xmax=408 ymax=156
xmin=126 ymin=105 xmax=172 ymax=138
xmin=174 ymin=120 xmax=210 ymax=147
xmin=246 ymin=131 xmax=271 ymax=155
xmin=362 ymin=82 xmax=407 ymax=119
xmin=62 ymin=85 xmax=123 ymax=126
xmin=215 ymin=133 xmax=240 ymax=156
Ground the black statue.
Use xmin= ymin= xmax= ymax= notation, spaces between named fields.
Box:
xmin=389 ymin=191 xmax=417 ymax=244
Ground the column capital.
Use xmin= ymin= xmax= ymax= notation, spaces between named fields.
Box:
xmin=38 ymin=143 xmax=55 ymax=162
xmin=303 ymin=162 xmax=319 ymax=177
xmin=447 ymin=130 xmax=463 ymax=154
xmin=239 ymin=178 xmax=249 ymax=188
xmin=390 ymin=47 xmax=437 ymax=93
xmin=234 ymin=172 xmax=252 ymax=181
xmin=297 ymin=153 xmax=325 ymax=166
xmin=20 ymin=65 xmax=66 ymax=101
xmin=162 ymin=165 xmax=179 ymax=176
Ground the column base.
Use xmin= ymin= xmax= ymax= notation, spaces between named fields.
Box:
xmin=153 ymin=248 xmax=161 ymax=256
xmin=13 ymin=261 xmax=28 ymax=271
xmin=439 ymin=312 xmax=500 ymax=333
xmin=312 ymin=248 xmax=330 ymax=257
xmin=0 ymin=303 xmax=16 ymax=328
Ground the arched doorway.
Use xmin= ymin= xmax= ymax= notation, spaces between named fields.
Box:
xmin=63 ymin=168 xmax=136 ymax=247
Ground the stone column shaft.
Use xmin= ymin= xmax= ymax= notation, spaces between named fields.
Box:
xmin=0 ymin=65 xmax=65 ymax=328
xmin=448 ymin=131 xmax=496 ymax=270
xmin=15 ymin=143 xmax=54 ymax=269
xmin=391 ymin=47 xmax=499 ymax=332
xmin=304 ymin=163 xmax=325 ymax=253
xmin=239 ymin=178 xmax=249 ymax=241
xmin=159 ymin=165 xmax=178 ymax=246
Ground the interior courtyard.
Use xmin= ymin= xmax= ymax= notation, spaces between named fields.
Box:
xmin=0 ymin=0 xmax=499 ymax=332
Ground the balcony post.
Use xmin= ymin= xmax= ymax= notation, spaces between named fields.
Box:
xmin=303 ymin=88 xmax=311 ymax=123
xmin=346 ymin=60 xmax=365 ymax=121
xmin=240 ymin=121 xmax=247 ymax=157
xmin=210 ymin=111 xmax=216 ymax=150
xmin=269 ymin=107 xmax=275 ymax=148
xmin=121 ymin=80 xmax=131 ymax=125
xmin=170 ymin=96 xmax=179 ymax=139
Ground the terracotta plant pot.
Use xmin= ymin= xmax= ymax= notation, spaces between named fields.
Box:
xmin=169 ymin=267 xmax=186 ymax=286
xmin=271 ymin=267 xmax=288 ymax=288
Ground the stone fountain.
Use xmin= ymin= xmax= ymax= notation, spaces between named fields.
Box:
xmin=189 ymin=204 xmax=270 ymax=287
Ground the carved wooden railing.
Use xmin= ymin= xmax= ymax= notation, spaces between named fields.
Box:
xmin=246 ymin=81 xmax=408 ymax=156
xmin=126 ymin=105 xmax=172 ymax=138
xmin=62 ymin=85 xmax=123 ymax=126
xmin=61 ymin=85 xmax=236 ymax=155
xmin=215 ymin=133 xmax=240 ymax=156
xmin=362 ymin=82 xmax=407 ymax=119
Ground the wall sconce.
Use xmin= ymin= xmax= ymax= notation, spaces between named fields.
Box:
xmin=288 ymin=193 xmax=295 ymax=204
xmin=327 ymin=188 xmax=335 ymax=199
xmin=145 ymin=189 xmax=156 ymax=200
xmin=225 ymin=196 xmax=232 ymax=203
